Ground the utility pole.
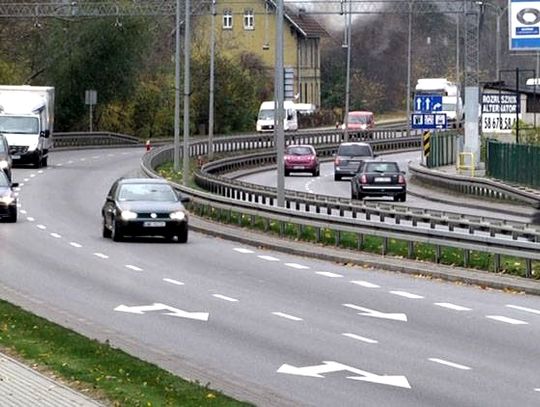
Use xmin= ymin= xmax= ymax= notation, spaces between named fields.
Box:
xmin=173 ymin=0 xmax=181 ymax=172
xmin=208 ymin=0 xmax=216 ymax=160
xmin=275 ymin=0 xmax=285 ymax=207
xmin=343 ymin=0 xmax=352 ymax=142
xmin=182 ymin=0 xmax=191 ymax=185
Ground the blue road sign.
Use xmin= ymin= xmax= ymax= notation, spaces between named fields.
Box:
xmin=411 ymin=113 xmax=447 ymax=129
xmin=414 ymin=95 xmax=443 ymax=112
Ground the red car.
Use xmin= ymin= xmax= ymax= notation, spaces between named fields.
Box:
xmin=284 ymin=144 xmax=320 ymax=177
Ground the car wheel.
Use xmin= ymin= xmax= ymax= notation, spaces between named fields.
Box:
xmin=41 ymin=155 xmax=48 ymax=167
xmin=102 ymin=218 xmax=112 ymax=238
xmin=351 ymin=190 xmax=357 ymax=200
xmin=334 ymin=174 xmax=341 ymax=181
xmin=111 ymin=218 xmax=123 ymax=242
xmin=400 ymin=193 xmax=407 ymax=202
xmin=177 ymin=225 xmax=188 ymax=243
xmin=313 ymin=168 xmax=320 ymax=177
xmin=34 ymin=154 xmax=42 ymax=168
xmin=284 ymin=169 xmax=290 ymax=177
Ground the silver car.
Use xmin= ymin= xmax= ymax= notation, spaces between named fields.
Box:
xmin=333 ymin=142 xmax=374 ymax=181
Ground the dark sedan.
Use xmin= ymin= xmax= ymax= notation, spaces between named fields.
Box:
xmin=0 ymin=134 xmax=12 ymax=181
xmin=101 ymin=178 xmax=190 ymax=242
xmin=284 ymin=144 xmax=319 ymax=176
xmin=0 ymin=170 xmax=18 ymax=222
xmin=351 ymin=160 xmax=407 ymax=202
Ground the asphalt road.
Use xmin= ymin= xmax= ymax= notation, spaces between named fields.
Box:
xmin=2 ymin=148 xmax=540 ymax=406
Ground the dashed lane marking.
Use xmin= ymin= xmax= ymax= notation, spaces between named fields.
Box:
xmin=342 ymin=333 xmax=378 ymax=344
xmin=125 ymin=265 xmax=143 ymax=272
xmin=272 ymin=312 xmax=303 ymax=321
xmin=434 ymin=303 xmax=472 ymax=311
xmin=93 ymin=253 xmax=109 ymax=259
xmin=315 ymin=271 xmax=343 ymax=278
xmin=213 ymin=294 xmax=239 ymax=302
xmin=163 ymin=278 xmax=184 ymax=286
xmin=233 ymin=248 xmax=254 ymax=254
xmin=50 ymin=233 xmax=61 ymax=239
xmin=351 ymin=280 xmax=380 ymax=288
xmin=506 ymin=304 xmax=540 ymax=315
xmin=284 ymin=263 xmax=310 ymax=270
xmin=26 ymin=217 xmax=35 ymax=222
xmin=36 ymin=224 xmax=46 ymax=230
xmin=69 ymin=242 xmax=82 ymax=248
xmin=390 ymin=291 xmax=424 ymax=299
xmin=258 ymin=255 xmax=280 ymax=261
xmin=486 ymin=315 xmax=528 ymax=325
xmin=428 ymin=358 xmax=471 ymax=370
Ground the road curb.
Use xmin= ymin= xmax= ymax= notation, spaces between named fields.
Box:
xmin=190 ymin=217 xmax=540 ymax=296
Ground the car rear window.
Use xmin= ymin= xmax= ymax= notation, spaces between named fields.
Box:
xmin=365 ymin=162 xmax=400 ymax=173
xmin=338 ymin=144 xmax=372 ymax=157
xmin=286 ymin=146 xmax=313 ymax=155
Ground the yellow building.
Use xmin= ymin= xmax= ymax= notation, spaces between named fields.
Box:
xmin=195 ymin=1 xmax=327 ymax=107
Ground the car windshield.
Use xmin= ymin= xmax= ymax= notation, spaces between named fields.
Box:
xmin=286 ymin=146 xmax=313 ymax=155
xmin=338 ymin=145 xmax=372 ymax=156
xmin=258 ymin=109 xmax=274 ymax=120
xmin=348 ymin=115 xmax=369 ymax=124
xmin=0 ymin=116 xmax=39 ymax=134
xmin=365 ymin=162 xmax=400 ymax=173
xmin=118 ymin=183 xmax=177 ymax=202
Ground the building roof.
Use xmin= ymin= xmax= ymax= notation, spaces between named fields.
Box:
xmin=266 ymin=1 xmax=328 ymax=38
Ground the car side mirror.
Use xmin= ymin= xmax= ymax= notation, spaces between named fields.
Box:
xmin=11 ymin=182 xmax=19 ymax=188
xmin=41 ymin=130 xmax=50 ymax=138
xmin=180 ymin=196 xmax=190 ymax=204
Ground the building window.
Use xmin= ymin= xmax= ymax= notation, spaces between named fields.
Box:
xmin=244 ymin=9 xmax=254 ymax=30
xmin=223 ymin=9 xmax=233 ymax=29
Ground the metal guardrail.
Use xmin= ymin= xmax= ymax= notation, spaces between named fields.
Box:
xmin=409 ymin=163 xmax=540 ymax=208
xmin=140 ymin=131 xmax=540 ymax=277
xmin=53 ymin=132 xmax=140 ymax=148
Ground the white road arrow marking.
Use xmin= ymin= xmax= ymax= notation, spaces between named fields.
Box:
xmin=277 ymin=361 xmax=410 ymax=389
xmin=343 ymin=304 xmax=408 ymax=322
xmin=114 ymin=303 xmax=209 ymax=321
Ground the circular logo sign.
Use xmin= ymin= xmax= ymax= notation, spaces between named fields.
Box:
xmin=517 ymin=8 xmax=540 ymax=25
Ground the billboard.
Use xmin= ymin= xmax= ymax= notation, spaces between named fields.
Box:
xmin=510 ymin=0 xmax=540 ymax=50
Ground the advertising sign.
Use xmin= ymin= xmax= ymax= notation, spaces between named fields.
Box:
xmin=481 ymin=92 xmax=521 ymax=133
xmin=510 ymin=0 xmax=540 ymax=50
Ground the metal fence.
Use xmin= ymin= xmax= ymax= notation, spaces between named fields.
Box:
xmin=426 ymin=131 xmax=459 ymax=168
xmin=487 ymin=140 xmax=540 ymax=189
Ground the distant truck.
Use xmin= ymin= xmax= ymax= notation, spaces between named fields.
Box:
xmin=414 ymin=78 xmax=463 ymax=129
xmin=0 ymin=85 xmax=54 ymax=168
xmin=256 ymin=100 xmax=298 ymax=132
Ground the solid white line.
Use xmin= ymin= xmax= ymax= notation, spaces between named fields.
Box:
xmin=36 ymin=224 xmax=46 ymax=230
xmin=50 ymin=233 xmax=61 ymax=239
xmin=351 ymin=280 xmax=380 ymax=288
xmin=434 ymin=303 xmax=472 ymax=311
xmin=272 ymin=312 xmax=303 ymax=321
xmin=26 ymin=217 xmax=35 ymax=222
xmin=125 ymin=265 xmax=143 ymax=272
xmin=315 ymin=271 xmax=343 ymax=278
xmin=486 ymin=315 xmax=528 ymax=325
xmin=506 ymin=304 xmax=540 ymax=315
xmin=163 ymin=278 xmax=184 ymax=286
xmin=428 ymin=358 xmax=471 ymax=370
xmin=233 ymin=248 xmax=254 ymax=254
xmin=342 ymin=333 xmax=378 ymax=344
xmin=93 ymin=252 xmax=109 ymax=259
xmin=69 ymin=242 xmax=82 ymax=248
xmin=213 ymin=294 xmax=239 ymax=302
xmin=258 ymin=255 xmax=280 ymax=261
xmin=284 ymin=263 xmax=310 ymax=270
xmin=390 ymin=291 xmax=424 ymax=299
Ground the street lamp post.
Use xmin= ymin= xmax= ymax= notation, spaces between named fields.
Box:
xmin=208 ymin=0 xmax=216 ymax=160
xmin=406 ymin=1 xmax=412 ymax=138
xmin=173 ymin=0 xmax=181 ymax=172
xmin=343 ymin=0 xmax=352 ymax=142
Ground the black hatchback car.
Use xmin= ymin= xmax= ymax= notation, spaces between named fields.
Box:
xmin=0 ymin=170 xmax=18 ymax=222
xmin=351 ymin=160 xmax=407 ymax=202
xmin=334 ymin=142 xmax=374 ymax=181
xmin=101 ymin=178 xmax=190 ymax=242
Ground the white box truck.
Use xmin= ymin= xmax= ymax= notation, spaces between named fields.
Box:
xmin=414 ymin=78 xmax=463 ymax=129
xmin=0 ymin=85 xmax=54 ymax=168
xmin=256 ymin=100 xmax=298 ymax=132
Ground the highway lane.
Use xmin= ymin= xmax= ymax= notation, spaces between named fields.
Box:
xmin=2 ymin=148 xmax=540 ymax=406
xmin=235 ymin=150 xmax=534 ymax=223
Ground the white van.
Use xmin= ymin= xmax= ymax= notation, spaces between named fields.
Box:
xmin=256 ymin=100 xmax=298 ymax=132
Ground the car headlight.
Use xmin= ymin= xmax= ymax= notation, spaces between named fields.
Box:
xmin=120 ymin=210 xmax=137 ymax=220
xmin=170 ymin=211 xmax=186 ymax=220
xmin=0 ymin=194 xmax=14 ymax=205
xmin=0 ymin=160 xmax=8 ymax=169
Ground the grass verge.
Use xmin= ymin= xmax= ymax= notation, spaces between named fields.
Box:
xmin=0 ymin=299 xmax=251 ymax=407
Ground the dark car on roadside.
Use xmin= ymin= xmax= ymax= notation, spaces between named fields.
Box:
xmin=0 ymin=170 xmax=18 ymax=222
xmin=334 ymin=142 xmax=374 ymax=181
xmin=0 ymin=134 xmax=12 ymax=181
xmin=284 ymin=144 xmax=320 ymax=177
xmin=351 ymin=160 xmax=407 ymax=202
xmin=101 ymin=178 xmax=190 ymax=242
